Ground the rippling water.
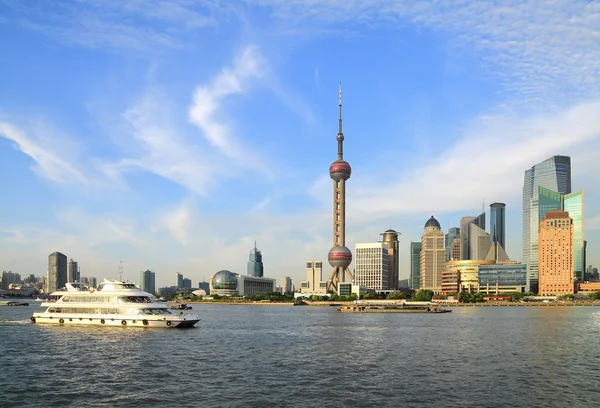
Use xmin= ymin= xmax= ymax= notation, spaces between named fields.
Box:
xmin=2 ymin=302 xmax=600 ymax=407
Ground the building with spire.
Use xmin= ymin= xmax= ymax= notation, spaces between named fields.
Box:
xmin=247 ymin=242 xmax=264 ymax=277
xmin=380 ymin=229 xmax=400 ymax=290
xmin=326 ymin=84 xmax=354 ymax=294
xmin=420 ymin=216 xmax=446 ymax=292
xmin=523 ymin=155 xmax=571 ymax=293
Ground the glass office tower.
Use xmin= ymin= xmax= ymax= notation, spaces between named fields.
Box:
xmin=523 ymin=155 xmax=571 ymax=293
xmin=489 ymin=203 xmax=506 ymax=248
xmin=410 ymin=241 xmax=422 ymax=290
xmin=564 ymin=190 xmax=584 ymax=281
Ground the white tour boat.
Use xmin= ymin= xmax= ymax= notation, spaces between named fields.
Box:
xmin=31 ymin=280 xmax=199 ymax=328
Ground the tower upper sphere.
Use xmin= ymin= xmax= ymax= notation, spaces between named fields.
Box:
xmin=329 ymin=159 xmax=351 ymax=181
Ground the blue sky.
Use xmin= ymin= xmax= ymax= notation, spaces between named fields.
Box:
xmin=1 ymin=0 xmax=599 ymax=288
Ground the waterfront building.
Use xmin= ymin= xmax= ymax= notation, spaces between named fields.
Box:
xmin=523 ymin=155 xmax=571 ymax=293
xmin=478 ymin=262 xmax=527 ymax=294
xmin=281 ymin=276 xmax=292 ymax=294
xmin=247 ymin=242 xmax=264 ymax=277
xmin=441 ymin=269 xmax=460 ymax=294
xmin=445 ymin=260 xmax=496 ymax=293
xmin=1 ymin=270 xmax=21 ymax=290
xmin=380 ymin=229 xmax=400 ymax=290
xmin=176 ymin=272 xmax=183 ymax=289
xmin=420 ymin=216 xmax=446 ymax=293
xmin=538 ymin=210 xmax=574 ymax=296
xmin=326 ymin=85 xmax=354 ymax=294
xmin=210 ymin=270 xmax=276 ymax=296
xmin=410 ymin=242 xmax=421 ymax=289
xmin=198 ymin=281 xmax=210 ymax=295
xmin=301 ymin=260 xmax=327 ymax=294
xmin=67 ymin=259 xmax=79 ymax=282
xmin=47 ymin=252 xmax=67 ymax=293
xmin=354 ymin=242 xmax=389 ymax=291
xmin=139 ymin=269 xmax=156 ymax=295
xmin=338 ymin=282 xmax=368 ymax=298
xmin=490 ymin=203 xmax=506 ymax=249
xmin=182 ymin=278 xmax=192 ymax=289
xmin=445 ymin=227 xmax=460 ymax=261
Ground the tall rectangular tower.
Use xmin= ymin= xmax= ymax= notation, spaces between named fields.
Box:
xmin=523 ymin=155 xmax=571 ymax=293
xmin=538 ymin=211 xmax=574 ymax=295
xmin=355 ymin=243 xmax=389 ymax=290
xmin=489 ymin=203 xmax=506 ymax=248
xmin=140 ymin=270 xmax=156 ymax=295
xmin=47 ymin=252 xmax=67 ymax=293
xmin=410 ymin=241 xmax=422 ymax=289
xmin=564 ymin=190 xmax=584 ymax=281
xmin=420 ymin=216 xmax=446 ymax=292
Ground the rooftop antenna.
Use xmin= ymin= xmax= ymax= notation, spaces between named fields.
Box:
xmin=117 ymin=259 xmax=123 ymax=281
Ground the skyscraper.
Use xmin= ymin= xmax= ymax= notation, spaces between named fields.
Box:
xmin=564 ymin=190 xmax=584 ymax=281
xmin=420 ymin=216 xmax=446 ymax=292
xmin=460 ymin=213 xmax=485 ymax=260
xmin=47 ymin=252 xmax=67 ymax=293
xmin=410 ymin=241 xmax=422 ymax=289
xmin=489 ymin=203 xmax=506 ymax=248
xmin=176 ymin=272 xmax=183 ymax=289
xmin=326 ymin=84 xmax=354 ymax=293
xmin=67 ymin=258 xmax=79 ymax=282
xmin=247 ymin=242 xmax=264 ymax=277
xmin=355 ymin=243 xmax=389 ymax=290
xmin=380 ymin=229 xmax=400 ymax=290
xmin=445 ymin=227 xmax=460 ymax=261
xmin=523 ymin=155 xmax=571 ymax=292
xmin=538 ymin=210 xmax=574 ymax=295
xmin=140 ymin=270 xmax=156 ymax=295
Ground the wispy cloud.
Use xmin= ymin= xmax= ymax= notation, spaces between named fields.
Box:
xmin=256 ymin=0 xmax=600 ymax=105
xmin=161 ymin=200 xmax=193 ymax=246
xmin=188 ymin=45 xmax=274 ymax=175
xmin=0 ymin=0 xmax=218 ymax=51
xmin=350 ymin=99 xmax=600 ymax=217
xmin=0 ymin=121 xmax=87 ymax=184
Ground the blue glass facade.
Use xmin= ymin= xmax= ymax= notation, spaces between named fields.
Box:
xmin=410 ymin=242 xmax=421 ymax=289
xmin=247 ymin=243 xmax=264 ymax=277
xmin=489 ymin=203 xmax=506 ymax=249
xmin=479 ymin=264 xmax=527 ymax=289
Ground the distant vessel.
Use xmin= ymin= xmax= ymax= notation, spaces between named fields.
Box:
xmin=34 ymin=298 xmax=43 ymax=302
xmin=0 ymin=301 xmax=30 ymax=306
xmin=169 ymin=303 xmax=192 ymax=310
xmin=338 ymin=301 xmax=451 ymax=313
xmin=31 ymin=280 xmax=199 ymax=328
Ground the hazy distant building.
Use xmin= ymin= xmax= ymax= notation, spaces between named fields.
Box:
xmin=538 ymin=210 xmax=574 ymax=295
xmin=67 ymin=259 xmax=79 ymax=283
xmin=420 ymin=216 xmax=446 ymax=292
xmin=301 ymin=260 xmax=326 ymax=293
xmin=380 ymin=229 xmax=400 ymax=290
xmin=450 ymin=236 xmax=461 ymax=261
xmin=182 ymin=278 xmax=192 ymax=289
xmin=140 ymin=270 xmax=156 ymax=295
xmin=47 ymin=252 xmax=67 ymax=293
xmin=523 ymin=155 xmax=571 ymax=293
xmin=468 ymin=223 xmax=492 ymax=261
xmin=281 ymin=276 xmax=292 ymax=294
xmin=247 ymin=242 xmax=264 ymax=277
xmin=1 ymin=271 xmax=21 ymax=290
xmin=445 ymin=227 xmax=460 ymax=261
xmin=176 ymin=272 xmax=183 ymax=289
xmin=410 ymin=242 xmax=422 ymax=290
xmin=198 ymin=281 xmax=210 ymax=295
xmin=489 ymin=203 xmax=506 ymax=249
xmin=355 ymin=242 xmax=389 ymax=291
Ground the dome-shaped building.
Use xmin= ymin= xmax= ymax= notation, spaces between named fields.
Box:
xmin=425 ymin=215 xmax=441 ymax=229
xmin=211 ymin=270 xmax=239 ymax=296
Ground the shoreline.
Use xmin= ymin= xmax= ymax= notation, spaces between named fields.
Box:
xmin=183 ymin=300 xmax=600 ymax=307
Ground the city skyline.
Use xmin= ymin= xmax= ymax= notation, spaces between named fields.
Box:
xmin=1 ymin=2 xmax=599 ymax=288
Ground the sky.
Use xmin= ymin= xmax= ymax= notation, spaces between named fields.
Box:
xmin=1 ymin=0 xmax=600 ymax=289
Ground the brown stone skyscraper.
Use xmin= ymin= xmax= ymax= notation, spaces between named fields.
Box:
xmin=326 ymin=84 xmax=354 ymax=293
xmin=538 ymin=210 xmax=574 ymax=295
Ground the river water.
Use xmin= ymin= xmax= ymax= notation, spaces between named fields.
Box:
xmin=1 ymin=302 xmax=599 ymax=407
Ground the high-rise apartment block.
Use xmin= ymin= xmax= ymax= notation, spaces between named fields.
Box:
xmin=47 ymin=252 xmax=67 ymax=293
xmin=140 ymin=269 xmax=156 ymax=295
xmin=523 ymin=155 xmax=571 ymax=293
xmin=176 ymin=272 xmax=183 ymax=289
xmin=354 ymin=242 xmax=389 ymax=290
xmin=301 ymin=260 xmax=326 ymax=293
xmin=67 ymin=258 xmax=79 ymax=283
xmin=538 ymin=211 xmax=574 ymax=295
xmin=420 ymin=216 xmax=446 ymax=292
xmin=280 ymin=276 xmax=292 ymax=294
xmin=410 ymin=241 xmax=422 ymax=289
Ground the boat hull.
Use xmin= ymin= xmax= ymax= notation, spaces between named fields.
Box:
xmin=31 ymin=314 xmax=199 ymax=328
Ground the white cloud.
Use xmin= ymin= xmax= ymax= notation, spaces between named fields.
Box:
xmin=162 ymin=200 xmax=193 ymax=246
xmin=0 ymin=121 xmax=87 ymax=184
xmin=350 ymin=99 xmax=600 ymax=217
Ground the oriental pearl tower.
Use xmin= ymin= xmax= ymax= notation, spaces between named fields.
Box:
xmin=326 ymin=84 xmax=354 ymax=294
